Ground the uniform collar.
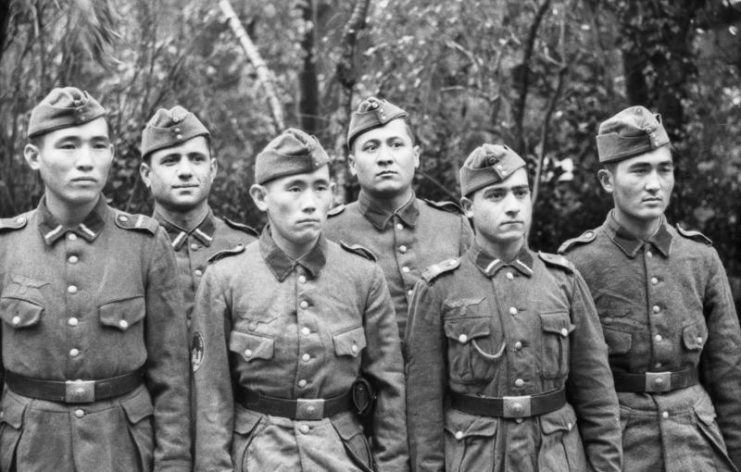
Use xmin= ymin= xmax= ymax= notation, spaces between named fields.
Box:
xmin=153 ymin=208 xmax=216 ymax=250
xmin=358 ymin=190 xmax=419 ymax=230
xmin=259 ymin=226 xmax=327 ymax=282
xmin=37 ymin=196 xmax=107 ymax=245
xmin=469 ymin=241 xmax=534 ymax=278
xmin=604 ymin=211 xmax=672 ymax=258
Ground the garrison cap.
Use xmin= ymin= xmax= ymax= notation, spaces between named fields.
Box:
xmin=28 ymin=87 xmax=107 ymax=139
xmin=141 ymin=106 xmax=210 ymax=159
xmin=596 ymin=105 xmax=670 ymax=163
xmin=347 ymin=96 xmax=408 ymax=148
xmin=460 ymin=144 xmax=526 ymax=197
xmin=255 ymin=128 xmax=329 ymax=185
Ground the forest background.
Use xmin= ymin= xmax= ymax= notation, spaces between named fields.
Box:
xmin=1 ymin=0 xmax=740 ymax=296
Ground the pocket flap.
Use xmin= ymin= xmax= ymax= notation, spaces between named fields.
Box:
xmin=444 ymin=317 xmax=491 ymax=344
xmin=603 ymin=328 xmax=632 ymax=354
xmin=229 ymin=331 xmax=275 ymax=361
xmin=444 ymin=408 xmax=498 ymax=438
xmin=99 ymin=296 xmax=146 ymax=331
xmin=540 ymin=312 xmax=574 ymax=337
xmin=333 ymin=326 xmax=366 ymax=357
xmin=234 ymin=404 xmax=263 ymax=435
xmin=121 ymin=390 xmax=154 ymax=424
xmin=0 ymin=394 xmax=27 ymax=429
xmin=693 ymin=396 xmax=717 ymax=426
xmin=0 ymin=297 xmax=44 ymax=328
xmin=331 ymin=411 xmax=364 ymax=440
xmin=682 ymin=322 xmax=706 ymax=351
xmin=540 ymin=404 xmax=577 ymax=435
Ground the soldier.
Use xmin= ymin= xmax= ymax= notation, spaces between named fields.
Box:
xmin=559 ymin=106 xmax=741 ymax=471
xmin=139 ymin=105 xmax=257 ymax=326
xmin=0 ymin=87 xmax=190 ymax=471
xmin=192 ymin=128 xmax=408 ymax=471
xmin=406 ymin=144 xmax=622 ymax=471
xmin=324 ymin=96 xmax=473 ymax=338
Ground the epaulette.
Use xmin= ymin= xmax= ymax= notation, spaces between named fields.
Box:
xmin=327 ymin=204 xmax=345 ymax=217
xmin=421 ymin=258 xmax=461 ymax=283
xmin=423 ymin=199 xmax=464 ymax=214
xmin=208 ymin=243 xmax=246 ymax=264
xmin=223 ymin=217 xmax=258 ymax=237
xmin=340 ymin=241 xmax=377 ymax=262
xmin=557 ymin=229 xmax=597 ymax=254
xmin=0 ymin=215 xmax=29 ymax=233
xmin=677 ymin=224 xmax=712 ymax=246
xmin=538 ymin=252 xmax=575 ymax=274
xmin=114 ymin=212 xmax=158 ymax=236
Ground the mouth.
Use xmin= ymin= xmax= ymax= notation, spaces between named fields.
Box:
xmin=501 ymin=220 xmax=524 ymax=227
xmin=296 ymin=219 xmax=321 ymax=225
xmin=71 ymin=177 xmax=97 ymax=184
xmin=642 ymin=197 xmax=663 ymax=203
xmin=172 ymin=185 xmax=199 ymax=190
xmin=376 ymin=170 xmax=397 ymax=177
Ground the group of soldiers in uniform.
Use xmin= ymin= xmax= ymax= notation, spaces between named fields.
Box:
xmin=0 ymin=86 xmax=739 ymax=472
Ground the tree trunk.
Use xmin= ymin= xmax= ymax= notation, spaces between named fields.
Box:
xmin=0 ymin=0 xmax=11 ymax=67
xmin=298 ymin=0 xmax=320 ymax=135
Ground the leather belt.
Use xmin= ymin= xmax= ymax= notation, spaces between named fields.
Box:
xmin=613 ymin=367 xmax=699 ymax=393
xmin=236 ymin=387 xmax=353 ymax=420
xmin=449 ymin=388 xmax=566 ymax=419
xmin=5 ymin=370 xmax=143 ymax=404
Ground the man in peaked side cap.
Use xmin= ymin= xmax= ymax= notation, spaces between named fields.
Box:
xmin=406 ymin=143 xmax=621 ymax=471
xmin=324 ymin=96 xmax=473 ymax=340
xmin=139 ymin=106 xmax=257 ymax=327
xmin=0 ymin=87 xmax=190 ymax=471
xmin=559 ymin=105 xmax=741 ymax=471
xmin=192 ymin=128 xmax=408 ymax=471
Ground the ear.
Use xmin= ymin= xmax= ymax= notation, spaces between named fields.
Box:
xmin=597 ymin=168 xmax=614 ymax=194
xmin=210 ymin=156 xmax=218 ymax=176
xmin=412 ymin=144 xmax=421 ymax=169
xmin=347 ymin=153 xmax=358 ymax=177
xmin=249 ymin=184 xmax=269 ymax=212
xmin=139 ymin=161 xmax=152 ymax=188
xmin=23 ymin=144 xmax=41 ymax=171
xmin=460 ymin=196 xmax=473 ymax=218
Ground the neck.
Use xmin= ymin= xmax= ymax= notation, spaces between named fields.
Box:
xmin=270 ymin=228 xmax=319 ymax=260
xmin=154 ymin=202 xmax=210 ymax=231
xmin=46 ymin=193 xmax=99 ymax=226
xmin=476 ymin=233 xmax=524 ymax=263
xmin=363 ymin=188 xmax=414 ymax=214
xmin=612 ymin=208 xmax=661 ymax=240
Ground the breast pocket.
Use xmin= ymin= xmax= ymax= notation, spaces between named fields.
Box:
xmin=444 ymin=316 xmax=504 ymax=385
xmin=0 ymin=297 xmax=44 ymax=330
xmin=333 ymin=326 xmax=367 ymax=358
xmin=229 ymin=331 xmax=275 ymax=362
xmin=682 ymin=320 xmax=707 ymax=352
xmin=540 ymin=311 xmax=574 ymax=380
xmin=99 ymin=296 xmax=146 ymax=331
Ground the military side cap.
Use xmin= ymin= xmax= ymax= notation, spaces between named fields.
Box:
xmin=141 ymin=106 xmax=210 ymax=159
xmin=28 ymin=87 xmax=107 ymax=139
xmin=596 ymin=106 xmax=670 ymax=163
xmin=460 ymin=144 xmax=526 ymax=197
xmin=347 ymin=96 xmax=408 ymax=148
xmin=255 ymin=128 xmax=329 ymax=185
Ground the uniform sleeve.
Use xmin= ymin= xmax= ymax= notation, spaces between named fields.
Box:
xmin=192 ymin=263 xmax=235 ymax=472
xmin=404 ymin=279 xmax=446 ymax=472
xmin=699 ymin=249 xmax=741 ymax=469
xmin=361 ymin=265 xmax=410 ymax=471
xmin=565 ymin=270 xmax=623 ymax=472
xmin=458 ymin=214 xmax=474 ymax=255
xmin=145 ymin=228 xmax=192 ymax=471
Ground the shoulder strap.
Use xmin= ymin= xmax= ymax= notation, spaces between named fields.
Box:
xmin=421 ymin=258 xmax=461 ymax=283
xmin=328 ymin=204 xmax=346 ymax=217
xmin=223 ymin=217 xmax=258 ymax=237
xmin=208 ymin=243 xmax=247 ymax=264
xmin=423 ymin=199 xmax=464 ymax=214
xmin=557 ymin=229 xmax=597 ymax=254
xmin=0 ymin=215 xmax=29 ymax=233
xmin=340 ymin=241 xmax=377 ymax=262
xmin=538 ymin=252 xmax=575 ymax=274
xmin=676 ymin=224 xmax=712 ymax=246
xmin=114 ymin=212 xmax=159 ymax=236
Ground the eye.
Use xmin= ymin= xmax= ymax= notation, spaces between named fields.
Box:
xmin=58 ymin=142 xmax=76 ymax=150
xmin=514 ymin=188 xmax=530 ymax=198
xmin=390 ymin=140 xmax=404 ymax=149
xmin=362 ymin=142 xmax=378 ymax=152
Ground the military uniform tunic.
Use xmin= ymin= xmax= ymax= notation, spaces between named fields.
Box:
xmin=405 ymin=242 xmax=621 ymax=472
xmin=153 ymin=208 xmax=257 ymax=324
xmin=560 ymin=213 xmax=741 ymax=471
xmin=324 ymin=191 xmax=473 ymax=337
xmin=0 ymin=198 xmax=190 ymax=472
xmin=192 ymin=228 xmax=408 ymax=472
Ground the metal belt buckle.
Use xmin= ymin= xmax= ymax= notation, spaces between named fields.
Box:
xmin=296 ymin=398 xmax=325 ymax=420
xmin=65 ymin=379 xmax=96 ymax=403
xmin=502 ymin=395 xmax=532 ymax=418
xmin=645 ymin=371 xmax=672 ymax=393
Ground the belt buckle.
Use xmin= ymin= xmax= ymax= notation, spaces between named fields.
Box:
xmin=502 ymin=395 xmax=531 ymax=418
xmin=645 ymin=371 xmax=672 ymax=393
xmin=65 ymin=379 xmax=96 ymax=403
xmin=296 ymin=398 xmax=325 ymax=420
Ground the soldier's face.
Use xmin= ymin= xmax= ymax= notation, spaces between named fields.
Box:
xmin=140 ymin=136 xmax=215 ymax=213
xmin=349 ymin=119 xmax=419 ymax=198
xmin=599 ymin=146 xmax=674 ymax=224
xmin=24 ymin=118 xmax=113 ymax=209
xmin=464 ymin=168 xmax=532 ymax=246
xmin=250 ymin=166 xmax=334 ymax=254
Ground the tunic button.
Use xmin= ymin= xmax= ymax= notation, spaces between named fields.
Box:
xmin=67 ymin=285 xmax=78 ymax=294
xmin=662 ymin=411 xmax=669 ymax=419
xmin=176 ymin=134 xmax=183 ymax=140
xmin=118 ymin=215 xmax=129 ymax=222
xmin=696 ymin=336 xmax=703 ymax=344
xmin=509 ymin=307 xmax=518 ymax=315
xmin=652 ymin=305 xmax=661 ymax=314
xmin=396 ymin=223 xmax=404 ymax=231
xmin=190 ymin=243 xmax=199 ymax=250
xmin=515 ymin=378 xmax=525 ymax=387
xmin=298 ymin=379 xmax=308 ymax=388
xmin=407 ymin=290 xmax=414 ymax=297
xmin=646 ymin=250 xmax=653 ymax=258
xmin=244 ymin=349 xmax=253 ymax=358
xmin=11 ymin=315 xmax=20 ymax=325
xmin=70 ymin=348 xmax=80 ymax=357
xmin=560 ymin=328 xmax=569 ymax=337
xmin=301 ymin=327 xmax=311 ymax=335
xmin=119 ymin=320 xmax=129 ymax=329
xmin=651 ymin=277 xmax=658 ymax=285
xmin=67 ymin=233 xmax=78 ymax=241
xmin=654 ymin=334 xmax=663 ymax=342
xmin=567 ymin=422 xmax=573 ymax=431
xmin=194 ymin=269 xmax=203 ymax=277
xmin=458 ymin=334 xmax=468 ymax=343
xmin=298 ymin=275 xmax=307 ymax=284
xmin=514 ymin=341 xmax=523 ymax=350
xmin=402 ymin=266 xmax=411 ymax=274
xmin=299 ymin=300 xmax=309 ymax=309
xmin=68 ymin=255 xmax=79 ymax=264
xmin=399 ymin=245 xmax=408 ymax=253
xmin=15 ymin=216 xmax=26 ymax=225
xmin=454 ymin=431 xmax=464 ymax=440
xmin=506 ymin=272 xmax=514 ymax=280
xmin=655 ymin=362 xmax=662 ymax=369
xmin=351 ymin=344 xmax=358 ymax=353
xmin=68 ymin=317 xmax=79 ymax=327
xmin=302 ymin=353 xmax=311 ymax=362
xmin=299 ymin=424 xmax=310 ymax=434
xmin=75 ymin=409 xmax=85 ymax=418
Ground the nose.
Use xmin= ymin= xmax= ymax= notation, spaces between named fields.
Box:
xmin=503 ymin=192 xmax=520 ymax=216
xmin=376 ymin=145 xmax=393 ymax=165
xmin=75 ymin=145 xmax=95 ymax=171
xmin=176 ymin=161 xmax=194 ymax=180
xmin=645 ymin=169 xmax=661 ymax=192
xmin=300 ymin=189 xmax=318 ymax=214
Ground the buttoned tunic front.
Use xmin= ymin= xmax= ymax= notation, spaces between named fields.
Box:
xmin=0 ymin=198 xmax=190 ymax=472
xmin=405 ymin=243 xmax=621 ymax=472
xmin=561 ymin=213 xmax=741 ymax=471
xmin=324 ymin=191 xmax=473 ymax=337
xmin=192 ymin=229 xmax=408 ymax=472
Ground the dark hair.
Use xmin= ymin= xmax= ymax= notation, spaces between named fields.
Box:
xmin=349 ymin=118 xmax=416 ymax=152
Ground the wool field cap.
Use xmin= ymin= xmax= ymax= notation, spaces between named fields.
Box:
xmin=347 ymin=96 xmax=408 ymax=148
xmin=141 ymin=106 xmax=210 ymax=159
xmin=255 ymin=128 xmax=330 ymax=185
xmin=27 ymin=87 xmax=107 ymax=139
xmin=596 ymin=105 xmax=670 ymax=163
xmin=460 ymin=143 xmax=527 ymax=197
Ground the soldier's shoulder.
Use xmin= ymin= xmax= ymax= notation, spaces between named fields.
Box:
xmin=222 ymin=216 xmax=258 ymax=237
xmin=207 ymin=243 xmax=247 ymax=264
xmin=422 ymin=258 xmax=461 ymax=283
xmin=339 ymin=241 xmax=377 ymax=262
xmin=538 ymin=251 xmax=575 ymax=274
xmin=0 ymin=213 xmax=31 ymax=234
xmin=423 ymin=198 xmax=465 ymax=215
xmin=675 ymin=223 xmax=712 ymax=246
xmin=113 ymin=212 xmax=159 ymax=236
xmin=557 ymin=228 xmax=598 ymax=254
